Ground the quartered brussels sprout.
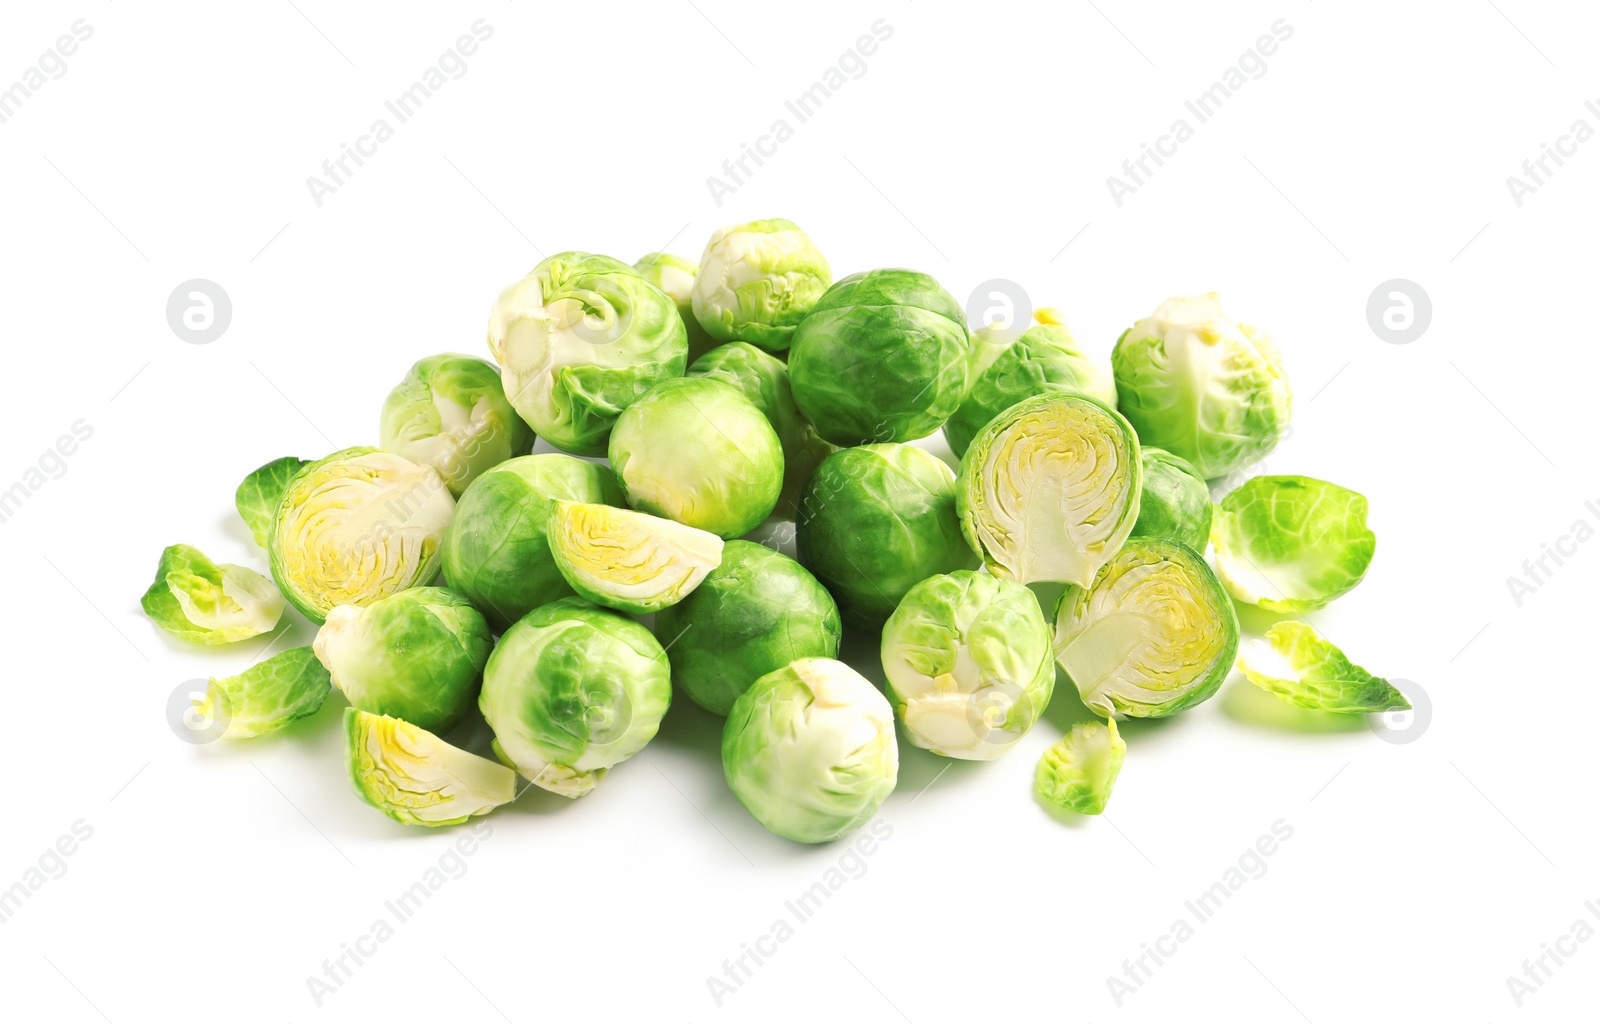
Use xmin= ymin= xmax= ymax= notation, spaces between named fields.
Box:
xmin=789 ymin=269 xmax=972 ymax=445
xmin=314 ymin=588 xmax=492 ymax=733
xmin=690 ymin=219 xmax=831 ymax=351
xmin=379 ymin=354 xmax=534 ymax=496
xmin=235 ymin=456 xmax=308 ymax=547
xmin=488 ymin=251 xmax=687 ymax=456
xmin=1036 ymin=719 xmax=1125 ymax=816
xmin=480 ymin=597 xmax=671 ymax=797
xmin=1112 ymin=293 xmax=1291 ymax=479
xmin=440 ymin=454 xmax=625 ymax=630
xmin=1130 ymin=447 xmax=1212 ymax=551
xmin=195 ymin=647 xmax=332 ymax=740
xmin=881 ymin=571 xmax=1054 ymax=760
xmin=654 ymin=541 xmax=841 ymax=716
xmin=608 ymin=377 xmax=783 ymax=538
xmin=688 ymin=341 xmax=835 ymax=519
xmin=634 ymin=252 xmax=717 ymax=364
xmin=1054 ymin=538 xmax=1238 ymax=718
xmin=345 ymin=708 xmax=517 ymax=827
xmin=945 ymin=312 xmax=1117 ymax=458
xmin=548 ymin=502 xmax=723 ymax=614
xmin=956 ymin=393 xmax=1141 ymax=588
xmin=722 ymin=658 xmax=898 ymax=844
xmin=1211 ymin=475 xmax=1376 ymax=612
xmin=1238 ymin=622 xmax=1410 ymax=713
xmin=268 ymin=447 xmax=454 ymax=624
xmin=796 ymin=443 xmax=978 ymax=629
xmin=141 ymin=543 xmax=284 ymax=644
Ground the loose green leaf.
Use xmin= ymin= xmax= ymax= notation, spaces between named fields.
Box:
xmin=196 ymin=647 xmax=332 ymax=739
xmin=1237 ymin=622 xmax=1410 ymax=713
xmin=1210 ymin=475 xmax=1376 ymax=612
xmin=1036 ymin=718 xmax=1125 ymax=815
xmin=235 ymin=457 xmax=308 ymax=547
xmin=141 ymin=544 xmax=285 ymax=645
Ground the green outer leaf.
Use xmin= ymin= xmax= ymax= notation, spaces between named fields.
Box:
xmin=140 ymin=543 xmax=284 ymax=645
xmin=235 ymin=457 xmax=308 ymax=548
xmin=944 ymin=323 xmax=1117 ymax=458
xmin=1036 ymin=718 xmax=1125 ymax=815
xmin=1129 ymin=447 xmax=1212 ymax=551
xmin=199 ymin=646 xmax=332 ymax=739
xmin=1239 ymin=621 xmax=1411 ymax=713
xmin=1210 ymin=474 xmax=1376 ymax=612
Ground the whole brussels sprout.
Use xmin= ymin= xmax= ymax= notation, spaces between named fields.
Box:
xmin=654 ymin=541 xmax=842 ymax=716
xmin=1112 ymin=293 xmax=1291 ymax=479
xmin=690 ymin=218 xmax=831 ymax=351
xmin=548 ymin=502 xmax=724 ymax=615
xmin=796 ymin=443 xmax=979 ymax=629
xmin=345 ymin=709 xmax=517 ymax=827
xmin=608 ymin=377 xmax=783 ymax=538
xmin=141 ymin=543 xmax=284 ymax=645
xmin=1210 ymin=474 xmax=1375 ymax=612
xmin=488 ymin=251 xmax=687 ymax=456
xmin=440 ymin=454 xmax=625 ymax=630
xmin=688 ymin=342 xmax=835 ymax=519
xmin=480 ymin=597 xmax=672 ymax=798
xmin=789 ymin=269 xmax=972 ymax=446
xmin=379 ymin=354 xmax=534 ymax=496
xmin=1130 ymin=447 xmax=1212 ymax=551
xmin=314 ymin=587 xmax=493 ymax=733
xmin=881 ymin=570 xmax=1053 ymax=760
xmin=633 ymin=252 xmax=717 ymax=364
xmin=722 ymin=658 xmax=898 ymax=843
xmin=269 ymin=447 xmax=455 ymax=623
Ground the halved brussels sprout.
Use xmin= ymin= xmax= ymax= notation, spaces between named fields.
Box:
xmin=956 ymin=393 xmax=1141 ymax=588
xmin=881 ymin=570 xmax=1054 ymax=760
xmin=488 ymin=251 xmax=687 ymax=456
xmin=690 ymin=219 xmax=831 ymax=351
xmin=440 ymin=454 xmax=625 ymax=630
xmin=722 ymin=658 xmax=898 ymax=844
xmin=608 ymin=377 xmax=783 ymax=538
xmin=1238 ymin=622 xmax=1410 ymax=713
xmin=235 ymin=457 xmax=308 ymax=547
xmin=479 ymin=597 xmax=671 ymax=797
xmin=634 ymin=252 xmax=717 ymax=364
xmin=379 ymin=354 xmax=534 ymax=496
xmin=654 ymin=541 xmax=841 ymax=716
xmin=195 ymin=647 xmax=332 ymax=740
xmin=314 ymin=588 xmax=492 ymax=733
xmin=141 ymin=543 xmax=285 ymax=644
xmin=1211 ymin=475 xmax=1376 ymax=612
xmin=945 ymin=313 xmax=1117 ymax=458
xmin=268 ymin=447 xmax=455 ymax=624
xmin=548 ymin=502 xmax=723 ymax=614
xmin=1036 ymin=719 xmax=1125 ymax=815
xmin=789 ymin=269 xmax=971 ymax=445
xmin=796 ymin=443 xmax=978 ymax=629
xmin=1112 ymin=293 xmax=1291 ymax=479
xmin=345 ymin=708 xmax=517 ymax=827
xmin=1130 ymin=447 xmax=1212 ymax=551
xmin=1053 ymin=538 xmax=1237 ymax=718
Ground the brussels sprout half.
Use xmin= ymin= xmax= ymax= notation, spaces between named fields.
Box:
xmin=690 ymin=218 xmax=831 ymax=351
xmin=1130 ymin=446 xmax=1212 ymax=551
xmin=379 ymin=354 xmax=534 ymax=496
xmin=195 ymin=647 xmax=332 ymax=740
xmin=634 ymin=252 xmax=717 ymax=364
xmin=345 ymin=708 xmax=518 ymax=827
xmin=1210 ymin=475 xmax=1376 ymax=612
xmin=1238 ymin=622 xmax=1410 ymax=713
xmin=1036 ymin=719 xmax=1125 ymax=816
xmin=141 ymin=543 xmax=285 ymax=645
xmin=547 ymin=502 xmax=724 ymax=615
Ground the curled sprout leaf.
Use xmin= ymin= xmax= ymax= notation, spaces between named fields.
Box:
xmin=1238 ymin=622 xmax=1410 ymax=713
xmin=344 ymin=709 xmax=517 ymax=827
xmin=1036 ymin=719 xmax=1125 ymax=815
xmin=141 ymin=543 xmax=285 ymax=645
xmin=197 ymin=646 xmax=332 ymax=740
xmin=1210 ymin=474 xmax=1376 ymax=612
xmin=547 ymin=501 xmax=723 ymax=614
xmin=235 ymin=457 xmax=308 ymax=548
xmin=378 ymin=354 xmax=534 ymax=496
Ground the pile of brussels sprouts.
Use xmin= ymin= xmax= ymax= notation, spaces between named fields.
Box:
xmin=142 ymin=219 xmax=1406 ymax=841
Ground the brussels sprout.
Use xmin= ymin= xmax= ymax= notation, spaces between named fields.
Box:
xmin=634 ymin=252 xmax=717 ymax=364
xmin=345 ymin=708 xmax=517 ymax=827
xmin=313 ymin=588 xmax=492 ymax=733
xmin=722 ymin=658 xmax=898 ymax=843
xmin=688 ymin=341 xmax=835 ymax=518
xmin=268 ymin=447 xmax=455 ymax=624
xmin=608 ymin=377 xmax=783 ymax=538
xmin=379 ymin=354 xmax=534 ymax=496
xmin=1112 ymin=293 xmax=1291 ymax=479
xmin=789 ymin=269 xmax=972 ymax=445
xmin=1210 ymin=475 xmax=1376 ymax=612
xmin=235 ymin=456 xmax=308 ymax=547
xmin=440 ymin=454 xmax=625 ymax=629
xmin=1130 ymin=447 xmax=1212 ymax=551
xmin=1036 ymin=719 xmax=1125 ymax=816
xmin=1238 ymin=622 xmax=1410 ymax=713
xmin=945 ymin=314 xmax=1116 ymax=458
xmin=796 ymin=443 xmax=978 ymax=629
xmin=956 ymin=393 xmax=1141 ymax=587
xmin=194 ymin=647 xmax=332 ymax=740
xmin=479 ymin=597 xmax=671 ymax=797
xmin=881 ymin=570 xmax=1054 ymax=760
xmin=141 ymin=543 xmax=285 ymax=644
xmin=654 ymin=541 xmax=841 ymax=716
xmin=489 ymin=251 xmax=687 ymax=456
xmin=690 ymin=218 xmax=831 ymax=351
xmin=1053 ymin=538 xmax=1238 ymax=718
xmin=547 ymin=501 xmax=723 ymax=614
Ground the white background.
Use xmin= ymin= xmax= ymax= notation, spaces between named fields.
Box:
xmin=0 ymin=1 xmax=1593 ymax=1021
